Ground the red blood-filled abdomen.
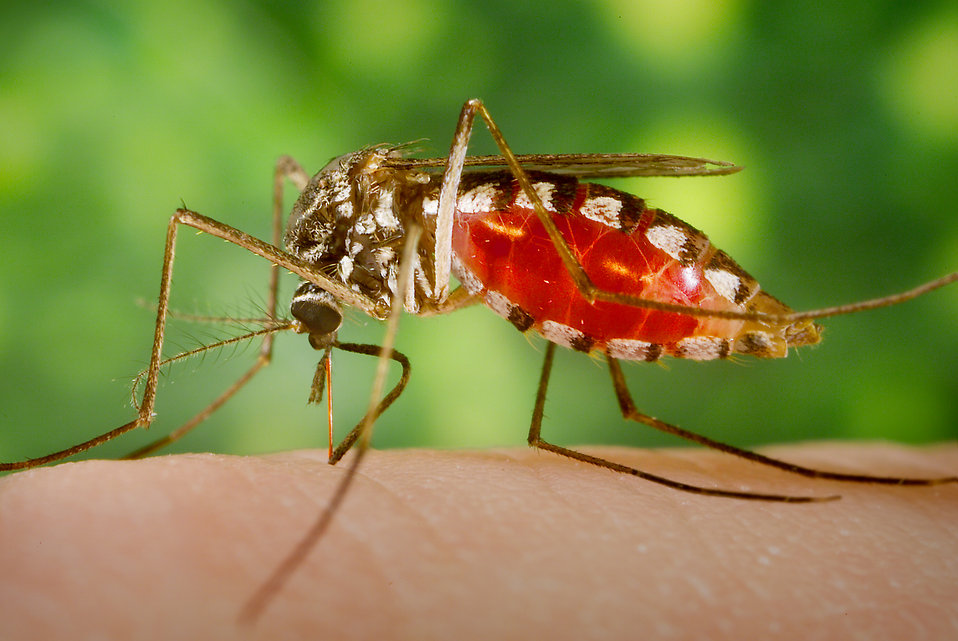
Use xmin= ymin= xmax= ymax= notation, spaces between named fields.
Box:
xmin=446 ymin=172 xmax=811 ymax=361
xmin=448 ymin=173 xmax=733 ymax=348
xmin=456 ymin=206 xmax=710 ymax=344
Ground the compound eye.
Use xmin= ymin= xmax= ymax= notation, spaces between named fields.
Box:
xmin=290 ymin=282 xmax=343 ymax=341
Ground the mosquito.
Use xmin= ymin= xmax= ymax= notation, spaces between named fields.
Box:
xmin=2 ymin=99 xmax=956 ymax=622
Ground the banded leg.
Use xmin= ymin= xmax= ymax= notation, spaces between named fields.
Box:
xmin=605 ymin=356 xmax=957 ymax=486
xmin=435 ymin=99 xmax=957 ymax=324
xmin=528 ymin=342 xmax=837 ymax=502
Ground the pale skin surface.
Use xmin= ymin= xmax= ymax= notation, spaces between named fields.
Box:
xmin=1 ymin=443 xmax=956 ymax=641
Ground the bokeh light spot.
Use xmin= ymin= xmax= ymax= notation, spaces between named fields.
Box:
xmin=594 ymin=0 xmax=744 ymax=74
xmin=879 ymin=11 xmax=958 ymax=143
xmin=317 ymin=0 xmax=447 ymax=81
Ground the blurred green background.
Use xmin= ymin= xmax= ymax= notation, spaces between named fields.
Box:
xmin=1 ymin=1 xmax=956 ymax=465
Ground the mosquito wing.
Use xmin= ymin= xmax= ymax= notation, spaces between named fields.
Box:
xmin=387 ymin=153 xmax=742 ymax=178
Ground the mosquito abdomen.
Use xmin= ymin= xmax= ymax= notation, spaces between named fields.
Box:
xmin=449 ymin=172 xmax=822 ymax=361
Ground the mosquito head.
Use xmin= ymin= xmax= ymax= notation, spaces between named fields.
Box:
xmin=290 ymin=282 xmax=343 ymax=350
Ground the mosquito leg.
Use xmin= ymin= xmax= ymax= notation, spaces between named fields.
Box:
xmin=144 ymin=208 xmax=389 ymax=439
xmin=125 ymin=159 xmax=313 ymax=459
xmin=527 ymin=342 xmax=837 ymax=502
xmin=438 ymin=99 xmax=777 ymax=322
xmin=2 ymin=202 xmax=386 ymax=471
xmin=122 ymin=324 xmax=294 ymax=458
xmin=327 ymin=342 xmax=412 ymax=464
xmin=418 ymin=286 xmax=481 ymax=317
xmin=469 ymin=100 xmax=773 ymax=322
xmin=0 ymin=419 xmax=143 ymax=471
xmin=125 ymin=354 xmax=297 ymax=459
xmin=433 ymin=100 xmax=592 ymax=311
xmin=239 ymin=223 xmax=423 ymax=624
xmin=433 ymin=99 xmax=595 ymax=310
xmin=236 ymin=341 xmax=411 ymax=625
xmin=605 ymin=356 xmax=957 ymax=486
xmin=123 ymin=348 xmax=274 ymax=459
xmin=0 ymin=206 xmax=193 ymax=469
xmin=267 ymin=156 xmax=309 ymax=329
xmin=450 ymin=99 xmax=958 ymax=324
xmin=432 ymin=99 xmax=591 ymax=310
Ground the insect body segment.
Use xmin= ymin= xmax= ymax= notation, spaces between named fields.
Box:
xmin=448 ymin=170 xmax=822 ymax=361
xmin=285 ymin=147 xmax=439 ymax=320
xmin=284 ymin=149 xmax=821 ymax=362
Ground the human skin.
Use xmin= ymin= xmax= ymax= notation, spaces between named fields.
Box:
xmin=0 ymin=443 xmax=956 ymax=641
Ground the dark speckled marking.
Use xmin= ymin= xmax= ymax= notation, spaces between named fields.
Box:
xmin=570 ymin=332 xmax=596 ymax=353
xmin=739 ymin=332 xmax=772 ymax=356
xmin=507 ymin=305 xmax=535 ymax=332
xmin=645 ymin=343 xmax=663 ymax=362
xmin=543 ymin=173 xmax=578 ymax=215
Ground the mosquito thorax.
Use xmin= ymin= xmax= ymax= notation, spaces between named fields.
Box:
xmin=283 ymin=146 xmax=438 ymax=314
xmin=289 ymin=282 xmax=343 ymax=350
